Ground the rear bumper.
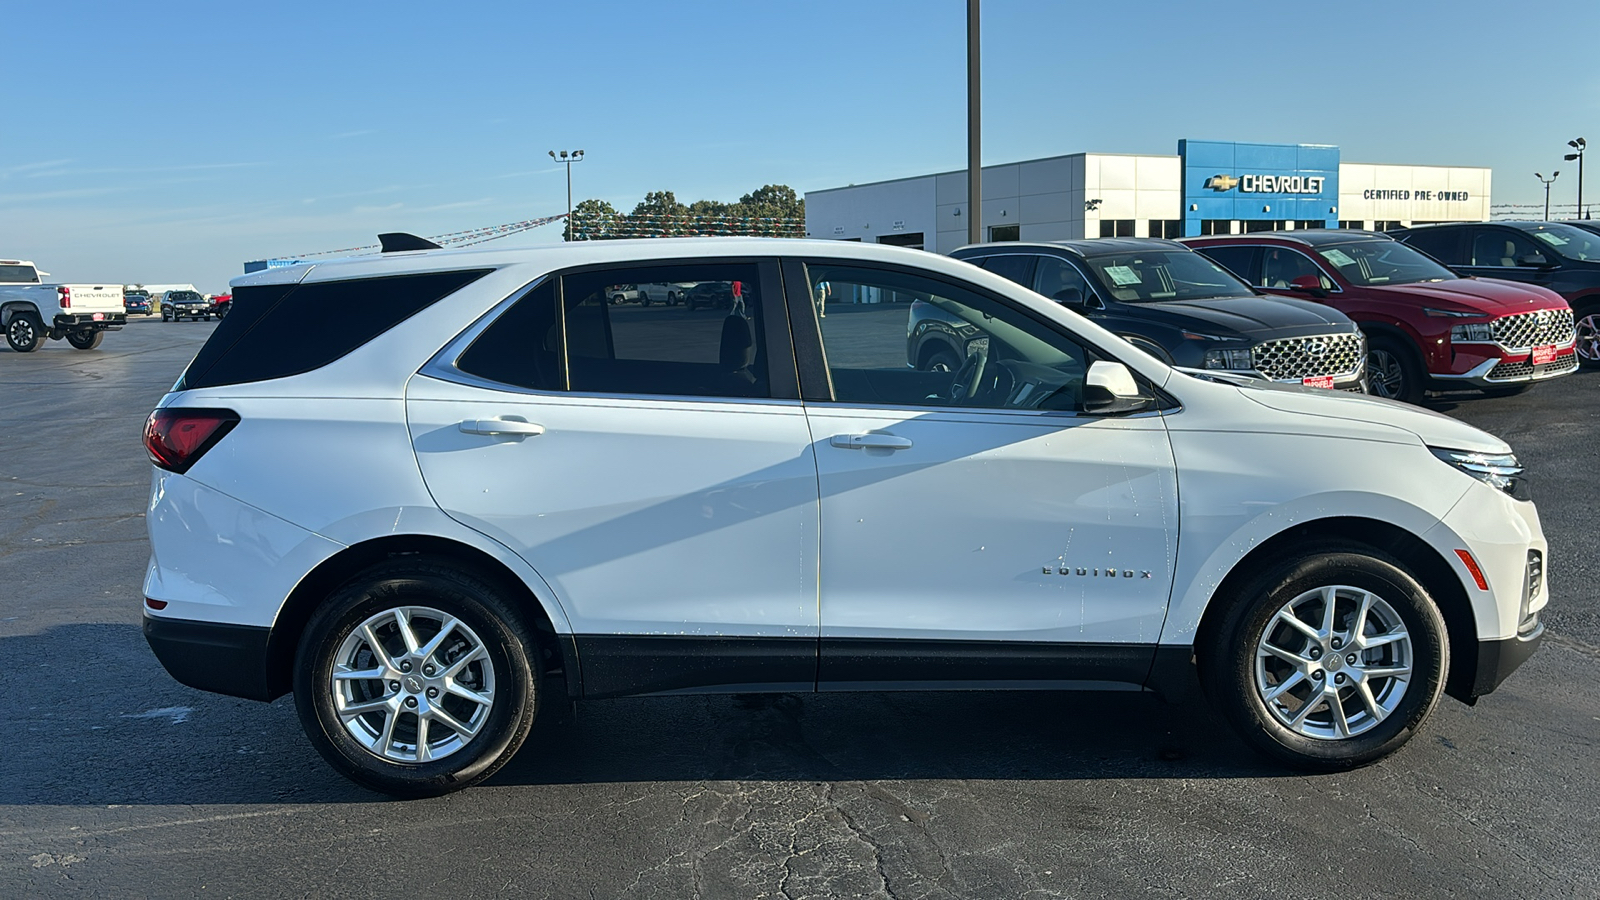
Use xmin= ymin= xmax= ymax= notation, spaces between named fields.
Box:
xmin=144 ymin=614 xmax=274 ymax=701
xmin=53 ymin=313 xmax=126 ymax=329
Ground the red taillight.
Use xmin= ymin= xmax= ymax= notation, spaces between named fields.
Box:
xmin=144 ymin=408 xmax=239 ymax=474
xmin=58 ymin=286 xmax=71 ymax=309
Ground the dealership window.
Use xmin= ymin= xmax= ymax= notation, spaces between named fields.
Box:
xmin=988 ymin=224 xmax=1020 ymax=242
xmin=1338 ymin=220 xmax=1366 ymax=230
xmin=1099 ymin=219 xmax=1134 ymax=238
xmin=1148 ymin=219 xmax=1182 ymax=239
xmin=1200 ymin=220 xmax=1234 ymax=235
xmin=1294 ymin=220 xmax=1325 ymax=230
xmin=1243 ymin=220 xmax=1283 ymax=233
xmin=1373 ymin=221 xmax=1403 ymax=232
xmin=878 ymin=232 xmax=925 ymax=250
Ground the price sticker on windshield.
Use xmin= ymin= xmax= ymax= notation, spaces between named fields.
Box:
xmin=1301 ymin=375 xmax=1335 ymax=389
xmin=1531 ymin=345 xmax=1557 ymax=365
xmin=1105 ymin=265 xmax=1142 ymax=286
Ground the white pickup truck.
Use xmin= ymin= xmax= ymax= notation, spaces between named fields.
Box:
xmin=1 ymin=259 xmax=125 ymax=352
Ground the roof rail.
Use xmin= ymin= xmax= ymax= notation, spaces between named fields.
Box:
xmin=378 ymin=233 xmax=443 ymax=252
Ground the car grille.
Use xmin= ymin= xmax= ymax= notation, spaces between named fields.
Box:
xmin=1493 ymin=309 xmax=1576 ymax=349
xmin=1486 ymin=354 xmax=1579 ymax=381
xmin=1252 ymin=333 xmax=1364 ymax=381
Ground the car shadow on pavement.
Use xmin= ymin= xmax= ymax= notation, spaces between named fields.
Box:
xmin=0 ymin=624 xmax=1282 ymax=807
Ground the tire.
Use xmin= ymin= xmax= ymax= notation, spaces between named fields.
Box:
xmin=667 ymin=292 xmax=678 ymax=306
xmin=1575 ymin=304 xmax=1600 ymax=370
xmin=641 ymin=296 xmax=652 ymax=307
xmin=294 ymin=561 xmax=540 ymax=798
xmin=611 ymin=295 xmax=626 ymax=306
xmin=1200 ymin=545 xmax=1448 ymax=771
xmin=1366 ymin=335 xmax=1424 ymax=404
xmin=5 ymin=313 xmax=45 ymax=352
xmin=66 ymin=330 xmax=103 ymax=351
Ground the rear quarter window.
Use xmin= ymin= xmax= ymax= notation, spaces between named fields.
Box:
xmin=181 ymin=269 xmax=490 ymax=390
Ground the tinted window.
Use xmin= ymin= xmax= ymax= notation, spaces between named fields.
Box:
xmin=803 ymin=262 xmax=1091 ymax=412
xmin=456 ymin=281 xmax=560 ymax=390
xmin=1261 ymin=249 xmax=1334 ymax=290
xmin=1081 ymin=250 xmax=1255 ymax=303
xmin=980 ymin=254 xmax=1035 ymax=286
xmin=183 ymin=269 xmax=490 ymax=390
xmin=1470 ymin=229 xmax=1545 ymax=267
xmin=563 ymin=263 xmax=768 ymax=399
xmin=1316 ymin=241 xmax=1456 ymax=286
xmin=1523 ymin=223 xmax=1600 ymax=261
xmin=0 ymin=264 xmax=39 ymax=283
xmin=1397 ymin=227 xmax=1463 ymax=263
xmin=1194 ymin=245 xmax=1256 ymax=282
xmin=1032 ymin=256 xmax=1093 ymax=305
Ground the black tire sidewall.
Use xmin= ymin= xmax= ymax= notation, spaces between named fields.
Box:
xmin=293 ymin=564 xmax=539 ymax=798
xmin=1204 ymin=549 xmax=1448 ymax=770
xmin=1369 ymin=336 xmax=1424 ymax=404
xmin=7 ymin=315 xmax=42 ymax=352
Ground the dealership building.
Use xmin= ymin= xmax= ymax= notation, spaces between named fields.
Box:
xmin=804 ymin=139 xmax=1492 ymax=255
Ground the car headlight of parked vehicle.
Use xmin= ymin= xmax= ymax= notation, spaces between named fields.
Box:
xmin=1448 ymin=322 xmax=1496 ymax=342
xmin=1204 ymin=347 xmax=1254 ymax=370
xmin=1430 ymin=447 xmax=1529 ymax=500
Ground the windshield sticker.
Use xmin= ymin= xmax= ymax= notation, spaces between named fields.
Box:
xmin=1322 ymin=248 xmax=1357 ymax=267
xmin=1105 ymin=265 xmax=1142 ymax=286
xmin=1532 ymin=232 xmax=1567 ymax=247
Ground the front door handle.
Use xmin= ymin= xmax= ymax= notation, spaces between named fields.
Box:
xmin=831 ymin=433 xmax=913 ymax=451
xmin=459 ymin=418 xmax=545 ymax=437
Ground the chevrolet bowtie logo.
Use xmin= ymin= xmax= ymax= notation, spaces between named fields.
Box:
xmin=1205 ymin=174 xmax=1240 ymax=192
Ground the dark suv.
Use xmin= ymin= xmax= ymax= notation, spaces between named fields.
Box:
xmin=1389 ymin=221 xmax=1599 ymax=369
xmin=1186 ymin=230 xmax=1578 ymax=403
xmin=950 ymin=239 xmax=1367 ymax=391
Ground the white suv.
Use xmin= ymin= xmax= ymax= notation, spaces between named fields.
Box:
xmin=142 ymin=237 xmax=1548 ymax=797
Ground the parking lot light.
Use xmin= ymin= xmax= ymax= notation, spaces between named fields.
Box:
xmin=1563 ymin=138 xmax=1586 ymax=220
xmin=1537 ymin=172 xmax=1560 ymax=220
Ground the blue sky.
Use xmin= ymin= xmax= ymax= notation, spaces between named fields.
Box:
xmin=3 ymin=0 xmax=1596 ymax=292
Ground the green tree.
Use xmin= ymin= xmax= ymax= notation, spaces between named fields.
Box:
xmin=730 ymin=184 xmax=804 ymax=236
xmin=629 ymin=191 xmax=691 ymax=237
xmin=567 ymin=198 xmax=620 ymax=241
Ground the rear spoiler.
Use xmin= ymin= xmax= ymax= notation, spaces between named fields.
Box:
xmin=379 ymin=233 xmax=442 ymax=253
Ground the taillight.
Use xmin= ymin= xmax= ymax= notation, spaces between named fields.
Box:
xmin=144 ymin=408 xmax=239 ymax=474
xmin=58 ymin=286 xmax=71 ymax=309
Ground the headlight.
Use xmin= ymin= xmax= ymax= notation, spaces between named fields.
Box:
xmin=1430 ymin=447 xmax=1530 ymax=500
xmin=1204 ymin=348 xmax=1254 ymax=370
xmin=1449 ymin=322 xmax=1495 ymax=342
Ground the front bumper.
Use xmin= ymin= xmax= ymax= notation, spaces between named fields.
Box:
xmin=144 ymin=614 xmax=274 ymax=701
xmin=1432 ymin=345 xmax=1579 ymax=388
xmin=1466 ymin=620 xmax=1544 ymax=698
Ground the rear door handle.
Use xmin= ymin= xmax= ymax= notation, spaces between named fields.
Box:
xmin=831 ymin=433 xmax=913 ymax=451
xmin=459 ymin=418 xmax=545 ymax=437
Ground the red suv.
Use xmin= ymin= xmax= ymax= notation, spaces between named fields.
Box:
xmin=1184 ymin=231 xmax=1578 ymax=403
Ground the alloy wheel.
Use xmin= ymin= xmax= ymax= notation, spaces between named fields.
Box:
xmin=1254 ymin=584 xmax=1413 ymax=740
xmin=331 ymin=606 xmax=497 ymax=763
xmin=1368 ymin=348 xmax=1405 ymax=399
xmin=1577 ymin=312 xmax=1600 ymax=364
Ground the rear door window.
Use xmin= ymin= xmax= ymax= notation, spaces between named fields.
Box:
xmin=1193 ymin=245 xmax=1257 ymax=284
xmin=979 ymin=254 xmax=1036 ymax=287
xmin=1398 ymin=227 xmax=1464 ymax=264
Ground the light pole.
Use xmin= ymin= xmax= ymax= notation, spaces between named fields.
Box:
xmin=1564 ymin=138 xmax=1587 ymax=220
xmin=548 ymin=149 xmax=585 ymax=240
xmin=1536 ymin=172 xmax=1560 ymax=220
xmin=966 ymin=0 xmax=981 ymax=245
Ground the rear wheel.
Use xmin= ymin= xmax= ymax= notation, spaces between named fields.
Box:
xmin=294 ymin=561 xmax=540 ymax=797
xmin=1367 ymin=335 xmax=1424 ymax=404
xmin=1575 ymin=305 xmax=1600 ymax=369
xmin=66 ymin=330 xmax=103 ymax=350
xmin=1201 ymin=547 xmax=1447 ymax=770
xmin=6 ymin=313 xmax=44 ymax=352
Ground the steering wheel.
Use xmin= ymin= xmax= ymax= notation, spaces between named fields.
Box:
xmin=948 ymin=346 xmax=989 ymax=403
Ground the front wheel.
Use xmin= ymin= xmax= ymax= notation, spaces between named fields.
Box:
xmin=1366 ymin=335 xmax=1424 ymax=404
xmin=1201 ymin=547 xmax=1447 ymax=770
xmin=66 ymin=330 xmax=103 ymax=350
xmin=6 ymin=313 xmax=44 ymax=352
xmin=1575 ymin=305 xmax=1600 ymax=369
xmin=294 ymin=562 xmax=540 ymax=797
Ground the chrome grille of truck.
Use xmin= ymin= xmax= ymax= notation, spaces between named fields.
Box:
xmin=1493 ymin=309 xmax=1575 ymax=349
xmin=1252 ymin=333 xmax=1364 ymax=381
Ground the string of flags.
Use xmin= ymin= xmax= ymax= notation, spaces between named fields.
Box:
xmin=277 ymin=213 xmax=569 ymax=259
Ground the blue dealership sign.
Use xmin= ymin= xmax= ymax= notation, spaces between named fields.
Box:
xmin=1180 ymin=140 xmax=1339 ymax=235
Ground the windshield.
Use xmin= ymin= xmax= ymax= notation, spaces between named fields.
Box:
xmin=171 ymin=291 xmax=202 ymax=301
xmin=1316 ymin=240 xmax=1456 ymax=286
xmin=1523 ymin=223 xmax=1600 ymax=262
xmin=1081 ymin=250 xmax=1255 ymax=303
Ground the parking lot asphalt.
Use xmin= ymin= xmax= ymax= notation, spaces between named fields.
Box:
xmin=3 ymin=316 xmax=1598 ymax=898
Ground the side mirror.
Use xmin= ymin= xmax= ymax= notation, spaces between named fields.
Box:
xmin=1515 ymin=253 xmax=1552 ymax=268
xmin=1288 ymin=274 xmax=1329 ymax=297
xmin=1082 ymin=361 xmax=1154 ymax=415
xmin=1052 ymin=286 xmax=1086 ymax=307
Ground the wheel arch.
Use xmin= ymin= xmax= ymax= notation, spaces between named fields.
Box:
xmin=1190 ymin=516 xmax=1481 ymax=704
xmin=1 ymin=301 xmax=42 ymax=328
xmin=264 ymin=534 xmax=580 ymax=701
